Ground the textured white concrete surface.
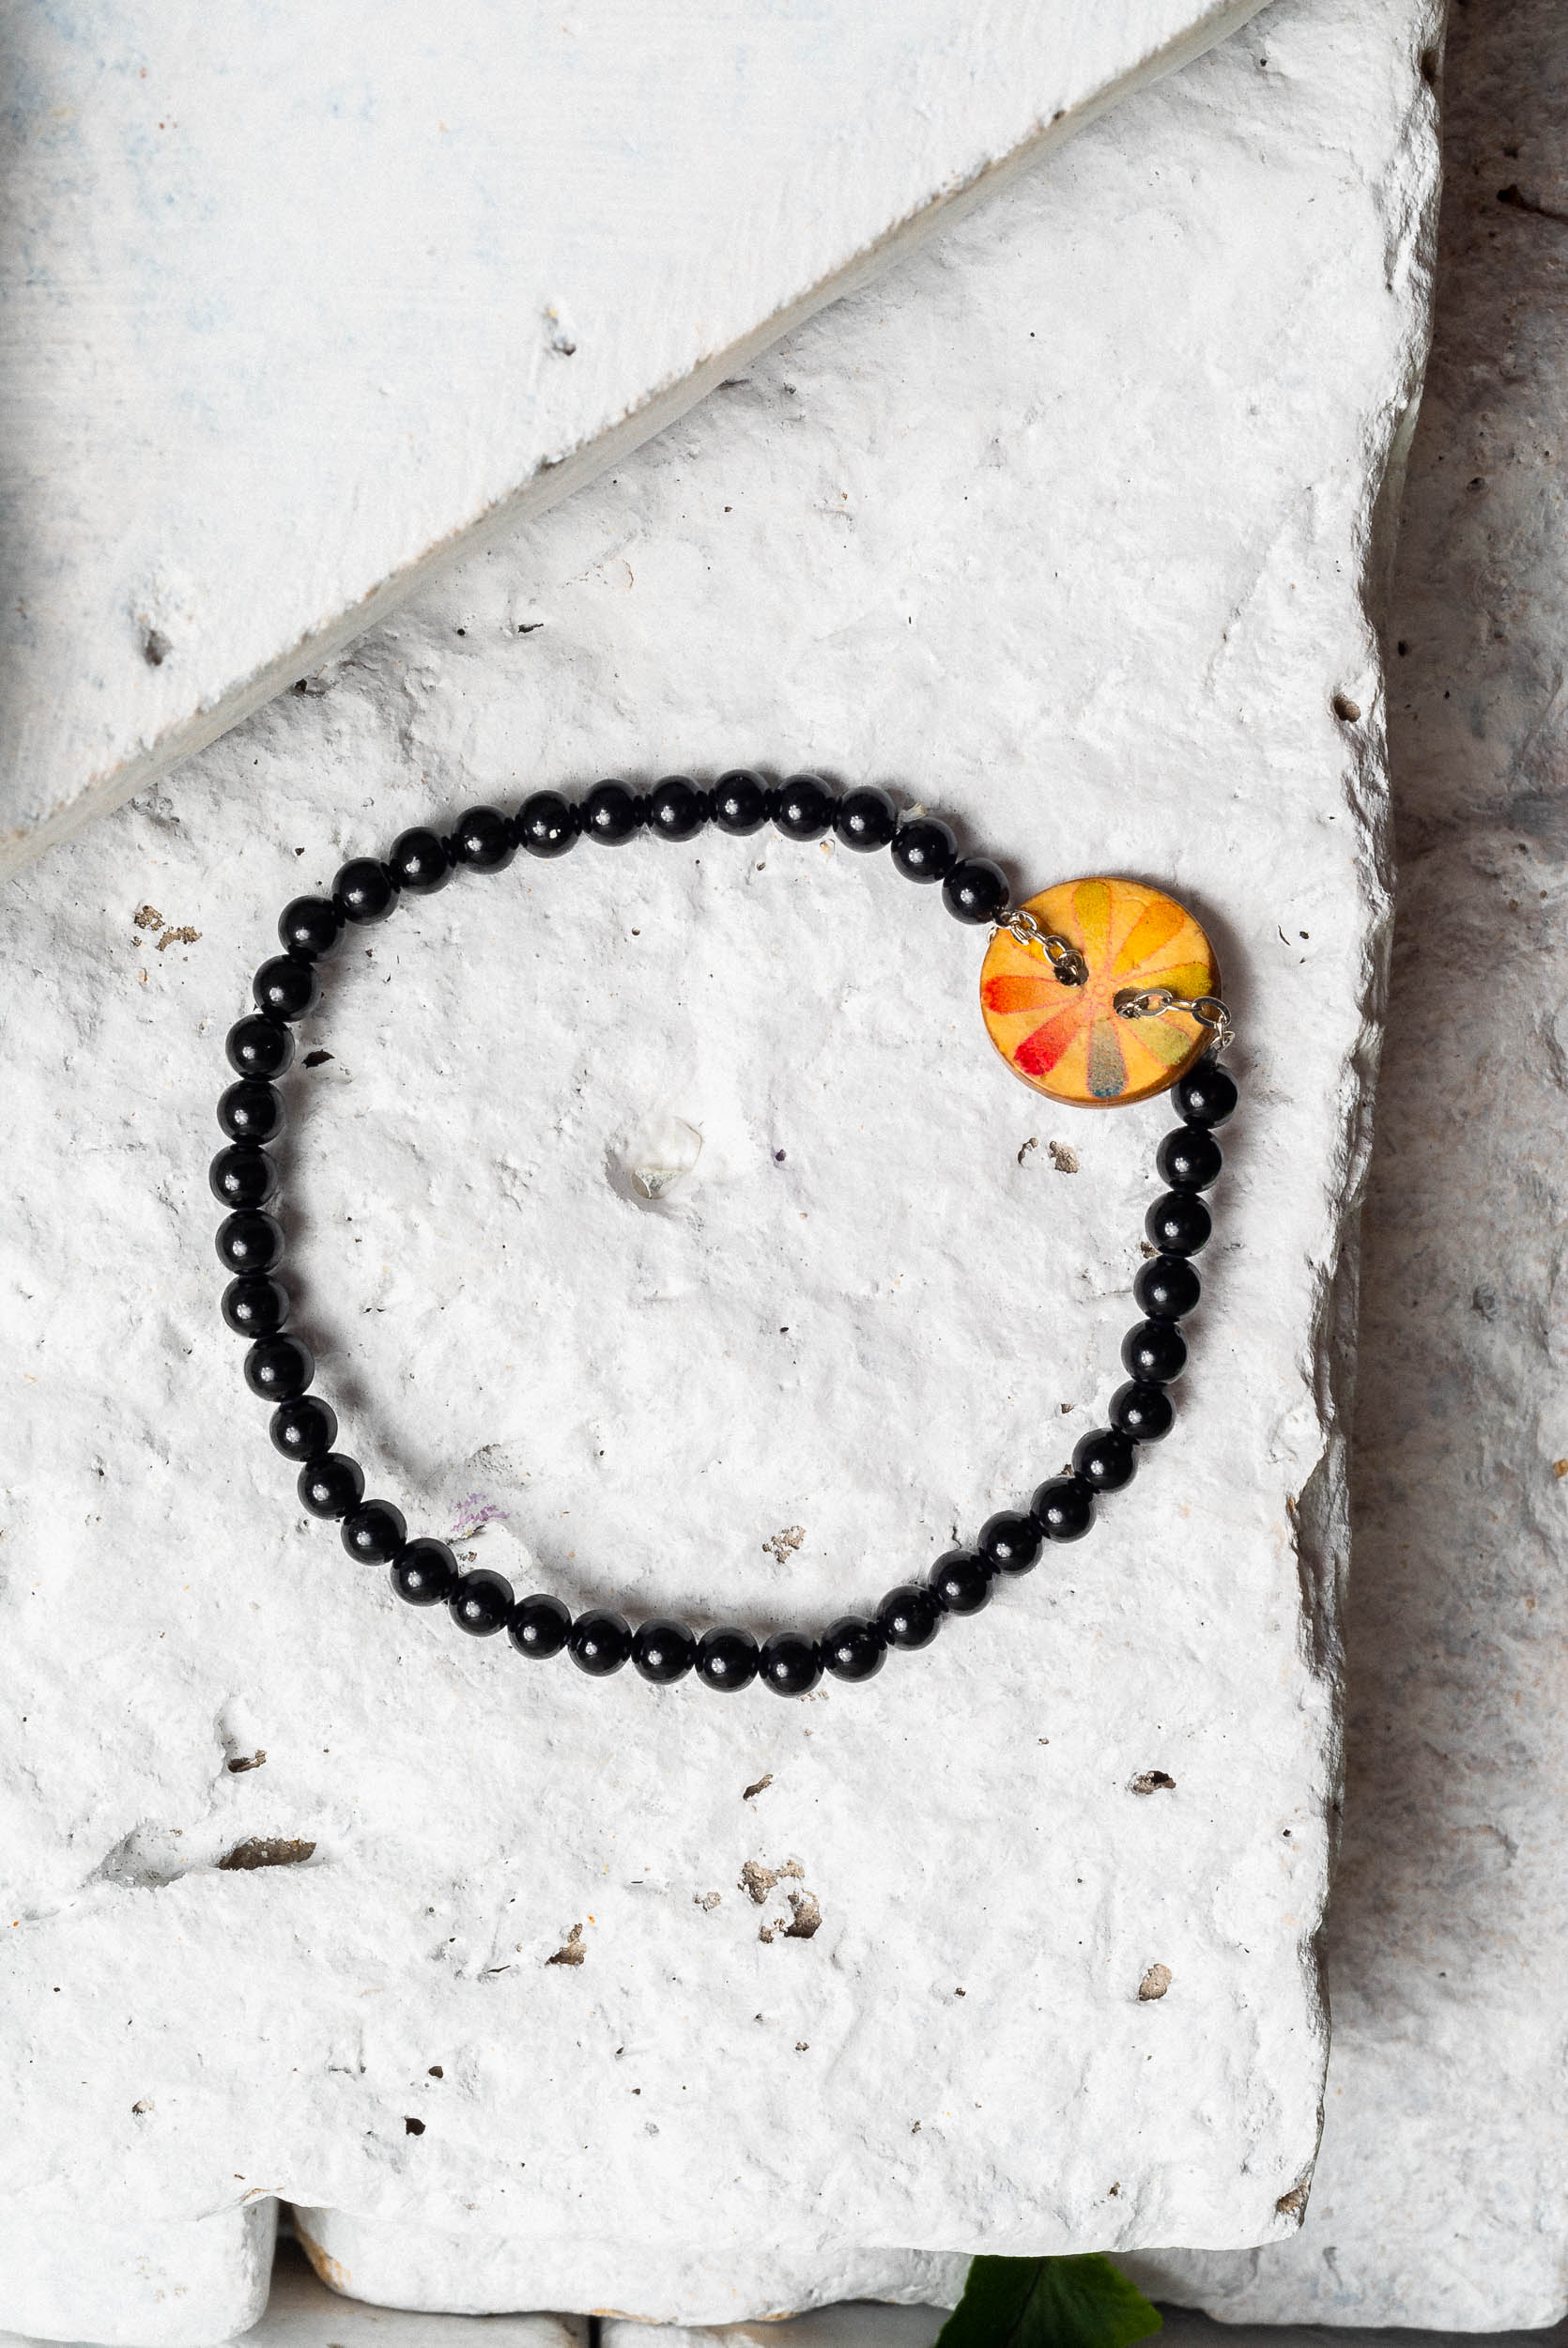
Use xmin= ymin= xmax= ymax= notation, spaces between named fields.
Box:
xmin=0 ymin=0 xmax=1268 ymax=880
xmin=0 ymin=2207 xmax=275 ymax=2348
xmin=1134 ymin=0 xmax=1568 ymax=2327
xmin=0 ymin=0 xmax=1437 ymax=2333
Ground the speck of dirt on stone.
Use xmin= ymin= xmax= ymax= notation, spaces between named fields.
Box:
xmin=740 ymin=1858 xmax=802 ymax=1906
xmin=694 ymin=1892 xmax=721 ymax=1912
xmin=1331 ymin=691 xmax=1362 ymax=722
xmin=1048 ymin=1141 xmax=1079 ymax=1173
xmin=132 ymin=904 xmax=163 ymax=931
xmin=743 ymin=1774 xmax=774 ymax=1802
xmin=404 ymin=2116 xmax=425 ymax=2136
xmin=546 ymin=1923 xmax=586 ymax=1967
xmin=303 ymin=1049 xmax=334 ymax=1068
xmin=1138 ymin=1963 xmax=1173 ymax=2001
xmin=1130 ymin=1769 xmax=1176 ymax=1795
xmin=427 ymin=2065 xmax=442 ymax=2078
xmin=763 ymin=1525 xmax=805 ymax=1564
xmin=225 ymin=1751 xmax=266 ymax=1773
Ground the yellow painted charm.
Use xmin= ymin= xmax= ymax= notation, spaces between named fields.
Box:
xmin=980 ymin=876 xmax=1219 ymax=1107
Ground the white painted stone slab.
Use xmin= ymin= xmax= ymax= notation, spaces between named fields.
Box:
xmin=0 ymin=2207 xmax=275 ymax=2348
xmin=0 ymin=0 xmax=1435 ymax=2334
xmin=600 ymin=2307 xmax=945 ymax=2348
xmin=0 ymin=0 xmax=1267 ymax=882
xmin=1129 ymin=0 xmax=1568 ymax=2329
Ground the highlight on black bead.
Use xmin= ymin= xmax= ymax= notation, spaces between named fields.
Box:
xmin=225 ymin=1013 xmax=295 ymax=1081
xmin=1175 ymin=1061 xmax=1238 ymax=1127
xmin=392 ymin=1537 xmax=459 ymax=1606
xmin=209 ymin=1144 xmax=278 ymax=1211
xmin=1156 ymin=1124 xmax=1223 ymax=1192
xmin=890 ymin=815 xmax=957 ymax=884
xmin=509 ymin=1591 xmax=572 ymax=1659
xmin=449 ymin=1566 xmax=514 ymax=1634
xmin=1030 ymin=1474 xmax=1096 ymax=1543
xmin=771 ymin=773 xmax=837 ymax=841
xmin=298 ymin=1452 xmax=365 ymax=1520
xmin=244 ymin=1333 xmax=314 ymax=1401
xmin=696 ymin=1624 xmax=759 ymax=1691
xmin=977 ymin=1508 xmax=1043 ymax=1576
xmin=581 ymin=780 xmax=644 ymax=845
xmin=216 ymin=1209 xmax=284 ymax=1276
xmin=1145 ymin=1189 xmax=1212 ymax=1258
xmin=821 ymin=1614 xmax=885 ymax=1681
xmin=835 ymin=784 xmax=899 ymax=852
xmin=1121 ymin=1319 xmax=1188 ymax=1385
xmin=277 ymin=895 xmax=345 ymax=959
xmin=1133 ymin=1253 xmax=1202 ymax=1321
xmin=1109 ymin=1380 xmax=1175 ymax=1444
xmin=221 ymin=1274 xmax=290 ymax=1339
xmin=758 ymin=1630 xmax=822 ymax=1698
xmin=1071 ymin=1428 xmax=1138 ymax=1493
xmin=451 ymin=805 xmax=515 ymax=873
xmin=218 ymin=1080 xmax=286 ymax=1146
xmin=253 ymin=953 xmax=321 ymax=1024
xmin=334 ymin=857 xmax=398 ymax=924
xmin=632 ymin=1616 xmax=698 ymax=1683
xmin=570 ymin=1607 xmax=633 ymax=1676
xmin=942 ymin=857 xmax=1008 ymax=927
xmin=875 ymin=1582 xmax=943 ymax=1651
xmin=516 ymin=791 xmax=579 ymax=857
xmin=342 ymin=1499 xmax=407 ymax=1565
xmin=269 ymin=1396 xmax=338 ymax=1463
xmin=929 ymin=1549 xmax=994 ymax=1616
xmin=711 ymin=770 xmax=769 ymax=835
xmin=645 ymin=776 xmax=709 ymax=841
xmin=388 ymin=827 xmax=453 ymax=895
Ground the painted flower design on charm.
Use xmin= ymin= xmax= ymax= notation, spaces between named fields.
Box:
xmin=979 ymin=875 xmax=1220 ymax=1106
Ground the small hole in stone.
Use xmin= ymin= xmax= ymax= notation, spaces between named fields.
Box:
xmin=1331 ymin=693 xmax=1361 ymax=723
xmin=405 ymin=2116 xmax=425 ymax=2136
xmin=143 ymin=628 xmax=171 ymax=667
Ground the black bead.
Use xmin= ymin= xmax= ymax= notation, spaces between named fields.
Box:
xmin=1072 ymin=1428 xmax=1138 ymax=1493
xmin=1145 ymin=1189 xmax=1212 ymax=1257
xmin=890 ymin=816 xmax=957 ymax=884
xmin=244 ymin=1333 xmax=314 ymax=1401
xmin=1134 ymin=1252 xmax=1202 ymax=1321
xmin=1030 ymin=1474 xmax=1096 ymax=1543
xmin=1175 ymin=1061 xmax=1238 ymax=1127
xmin=209 ymin=1144 xmax=277 ymax=1211
xmin=217 ymin=1080 xmax=286 ymax=1146
xmin=581 ymin=780 xmax=644 ymax=844
xmin=269 ymin=1396 xmax=338 ymax=1463
xmin=632 ymin=1616 xmax=698 ymax=1684
xmin=1121 ymin=1319 xmax=1189 ymax=1384
xmin=277 ymin=895 xmax=345 ymax=959
xmin=1110 ymin=1381 xmax=1175 ymax=1444
xmin=569 ymin=1607 xmax=633 ymax=1676
xmin=821 ymin=1614 xmax=885 ymax=1681
xmin=451 ymin=804 xmax=516 ymax=873
xmin=758 ymin=1630 xmax=822 ymax=1698
xmin=449 ymin=1567 xmax=514 ymax=1634
xmin=216 ymin=1209 xmax=284 ymax=1275
xmin=335 ymin=857 xmax=398 ymax=924
xmin=875 ymin=1582 xmax=944 ymax=1651
xmin=509 ymin=1591 xmax=572 ymax=1658
xmin=645 ymin=776 xmax=709 ymax=841
xmin=516 ymin=791 xmax=579 ymax=857
xmin=835 ymin=785 xmax=899 ymax=852
xmin=1156 ymin=1124 xmax=1223 ymax=1192
xmin=388 ymin=827 xmax=453 ymax=895
xmin=978 ymin=1508 xmax=1043 ymax=1576
xmin=942 ymin=857 xmax=1008 ymax=926
xmin=221 ymin=1274 xmax=289 ymax=1339
xmin=929 ymin=1549 xmax=994 ymax=1616
xmin=392 ymin=1537 xmax=459 ymax=1606
xmin=225 ymin=1015 xmax=294 ymax=1081
xmin=298 ymin=1452 xmax=365 ymax=1519
xmin=711 ymin=769 xmax=770 ymax=834
xmin=770 ymin=773 xmax=837 ymax=841
xmin=253 ymin=953 xmax=321 ymax=1023
xmin=342 ymin=1499 xmax=407 ymax=1565
xmin=695 ymin=1624 xmax=759 ymax=1691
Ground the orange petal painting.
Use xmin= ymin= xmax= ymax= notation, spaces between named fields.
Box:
xmin=979 ymin=875 xmax=1220 ymax=1107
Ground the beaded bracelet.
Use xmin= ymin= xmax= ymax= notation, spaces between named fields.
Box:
xmin=210 ymin=772 xmax=1237 ymax=1699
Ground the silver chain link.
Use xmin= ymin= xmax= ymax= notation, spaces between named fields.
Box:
xmin=1114 ymin=986 xmax=1235 ymax=1055
xmin=993 ymin=908 xmax=1088 ymax=987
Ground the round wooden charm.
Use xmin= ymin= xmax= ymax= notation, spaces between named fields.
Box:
xmin=979 ymin=876 xmax=1220 ymax=1107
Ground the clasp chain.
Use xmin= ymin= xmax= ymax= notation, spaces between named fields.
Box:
xmin=1115 ymin=986 xmax=1236 ymax=1055
xmin=995 ymin=908 xmax=1088 ymax=987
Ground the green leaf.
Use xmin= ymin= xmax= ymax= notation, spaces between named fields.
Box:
xmin=933 ymin=2254 xmax=1163 ymax=2348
